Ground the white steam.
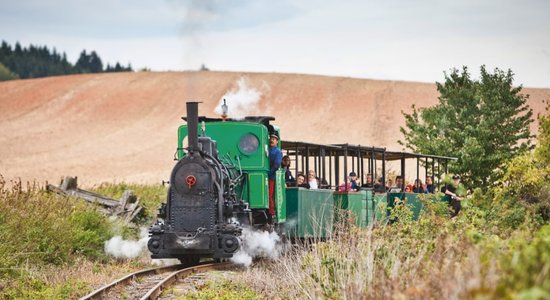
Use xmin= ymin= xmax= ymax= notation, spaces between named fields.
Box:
xmin=231 ymin=228 xmax=281 ymax=267
xmin=104 ymin=227 xmax=149 ymax=259
xmin=214 ymin=77 xmax=269 ymax=119
xmin=151 ymin=258 xmax=180 ymax=266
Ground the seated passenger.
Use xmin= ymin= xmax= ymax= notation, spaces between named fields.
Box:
xmin=374 ymin=177 xmax=386 ymax=193
xmin=361 ymin=173 xmax=374 ymax=188
xmin=349 ymin=172 xmax=359 ymax=191
xmin=307 ymin=170 xmax=319 ymax=189
xmin=413 ymin=179 xmax=425 ymax=193
xmin=295 ymin=173 xmax=310 ymax=189
xmin=388 ymin=176 xmax=403 ymax=193
xmin=338 ymin=177 xmax=354 ymax=192
xmin=281 ymin=155 xmax=295 ymax=185
xmin=405 ymin=180 xmax=413 ymax=192
xmin=424 ymin=176 xmax=435 ymax=193
xmin=386 ymin=178 xmax=394 ymax=192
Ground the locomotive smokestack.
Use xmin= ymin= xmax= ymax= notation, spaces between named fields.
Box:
xmin=186 ymin=102 xmax=200 ymax=152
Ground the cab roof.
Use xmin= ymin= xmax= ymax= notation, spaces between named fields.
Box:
xmin=182 ymin=116 xmax=275 ymax=126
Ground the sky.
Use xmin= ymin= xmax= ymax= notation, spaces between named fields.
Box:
xmin=2 ymin=0 xmax=550 ymax=87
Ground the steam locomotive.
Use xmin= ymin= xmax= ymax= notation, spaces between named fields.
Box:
xmin=147 ymin=102 xmax=457 ymax=265
xmin=148 ymin=102 xmax=285 ymax=265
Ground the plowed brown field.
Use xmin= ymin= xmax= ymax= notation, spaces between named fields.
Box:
xmin=1 ymin=71 xmax=548 ymax=186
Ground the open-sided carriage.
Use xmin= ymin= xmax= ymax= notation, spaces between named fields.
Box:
xmin=280 ymin=141 xmax=457 ymax=239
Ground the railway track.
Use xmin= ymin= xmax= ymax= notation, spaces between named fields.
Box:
xmin=80 ymin=261 xmax=233 ymax=300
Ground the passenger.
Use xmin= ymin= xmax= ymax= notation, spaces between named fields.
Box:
xmin=281 ymin=155 xmax=295 ymax=185
xmin=307 ymin=170 xmax=319 ymax=189
xmin=386 ymin=178 xmax=394 ymax=192
xmin=295 ymin=173 xmax=310 ymax=189
xmin=374 ymin=177 xmax=386 ymax=193
xmin=361 ymin=173 xmax=374 ymax=188
xmin=395 ymin=176 xmax=404 ymax=190
xmin=388 ymin=176 xmax=403 ymax=193
xmin=424 ymin=176 xmax=435 ymax=193
xmin=349 ymin=172 xmax=359 ymax=191
xmin=442 ymin=175 xmax=463 ymax=217
xmin=405 ymin=180 xmax=413 ymax=192
xmin=319 ymin=177 xmax=329 ymax=189
xmin=339 ymin=172 xmax=358 ymax=192
xmin=413 ymin=179 xmax=425 ymax=193
xmin=268 ymin=133 xmax=282 ymax=222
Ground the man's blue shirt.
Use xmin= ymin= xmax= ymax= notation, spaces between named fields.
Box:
xmin=268 ymin=146 xmax=282 ymax=180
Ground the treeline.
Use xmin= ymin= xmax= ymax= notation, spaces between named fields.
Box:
xmin=0 ymin=40 xmax=132 ymax=81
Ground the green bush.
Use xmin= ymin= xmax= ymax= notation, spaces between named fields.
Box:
xmin=91 ymin=182 xmax=166 ymax=222
xmin=497 ymin=225 xmax=550 ymax=297
xmin=0 ymin=179 xmax=113 ymax=270
xmin=69 ymin=210 xmax=112 ymax=260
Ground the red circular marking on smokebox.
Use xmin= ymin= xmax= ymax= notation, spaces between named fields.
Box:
xmin=186 ymin=175 xmax=197 ymax=188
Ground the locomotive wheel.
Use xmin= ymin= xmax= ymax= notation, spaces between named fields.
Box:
xmin=178 ymin=255 xmax=200 ymax=267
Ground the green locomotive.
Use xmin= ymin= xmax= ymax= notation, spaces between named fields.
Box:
xmin=148 ymin=102 xmax=456 ymax=263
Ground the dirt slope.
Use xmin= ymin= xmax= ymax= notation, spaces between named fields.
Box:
xmin=0 ymin=71 xmax=548 ymax=186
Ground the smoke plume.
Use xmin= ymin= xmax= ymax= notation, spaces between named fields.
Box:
xmin=104 ymin=227 xmax=149 ymax=259
xmin=230 ymin=228 xmax=281 ymax=267
xmin=214 ymin=77 xmax=270 ymax=119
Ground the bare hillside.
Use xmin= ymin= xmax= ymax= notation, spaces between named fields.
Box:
xmin=0 ymin=71 xmax=548 ymax=185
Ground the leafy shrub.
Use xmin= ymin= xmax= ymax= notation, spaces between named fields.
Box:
xmin=0 ymin=178 xmax=113 ymax=273
xmin=69 ymin=210 xmax=112 ymax=260
xmin=91 ymin=182 xmax=166 ymax=222
xmin=497 ymin=225 xmax=550 ymax=297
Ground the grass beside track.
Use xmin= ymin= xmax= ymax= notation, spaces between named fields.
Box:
xmin=0 ymin=179 xmax=165 ymax=299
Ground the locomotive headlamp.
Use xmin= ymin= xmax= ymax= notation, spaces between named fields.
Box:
xmin=221 ymin=99 xmax=228 ymax=121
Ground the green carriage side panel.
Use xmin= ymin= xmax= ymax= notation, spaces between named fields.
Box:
xmin=333 ymin=191 xmax=368 ymax=227
xmin=387 ymin=192 xmax=448 ymax=220
xmin=275 ymin=169 xmax=286 ymax=222
xmin=387 ymin=192 xmax=421 ymax=219
xmin=248 ymin=173 xmax=268 ymax=209
xmin=373 ymin=193 xmax=388 ymax=223
xmin=363 ymin=189 xmax=374 ymax=226
xmin=285 ymin=188 xmax=334 ymax=238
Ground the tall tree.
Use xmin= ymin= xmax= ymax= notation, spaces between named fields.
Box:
xmin=399 ymin=66 xmax=534 ymax=189
xmin=88 ymin=51 xmax=103 ymax=73
xmin=0 ymin=40 xmax=133 ymax=80
xmin=75 ymin=50 xmax=90 ymax=73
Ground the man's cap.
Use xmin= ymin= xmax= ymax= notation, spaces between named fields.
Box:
xmin=452 ymin=175 xmax=460 ymax=180
xmin=349 ymin=171 xmax=357 ymax=176
xmin=269 ymin=133 xmax=279 ymax=140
